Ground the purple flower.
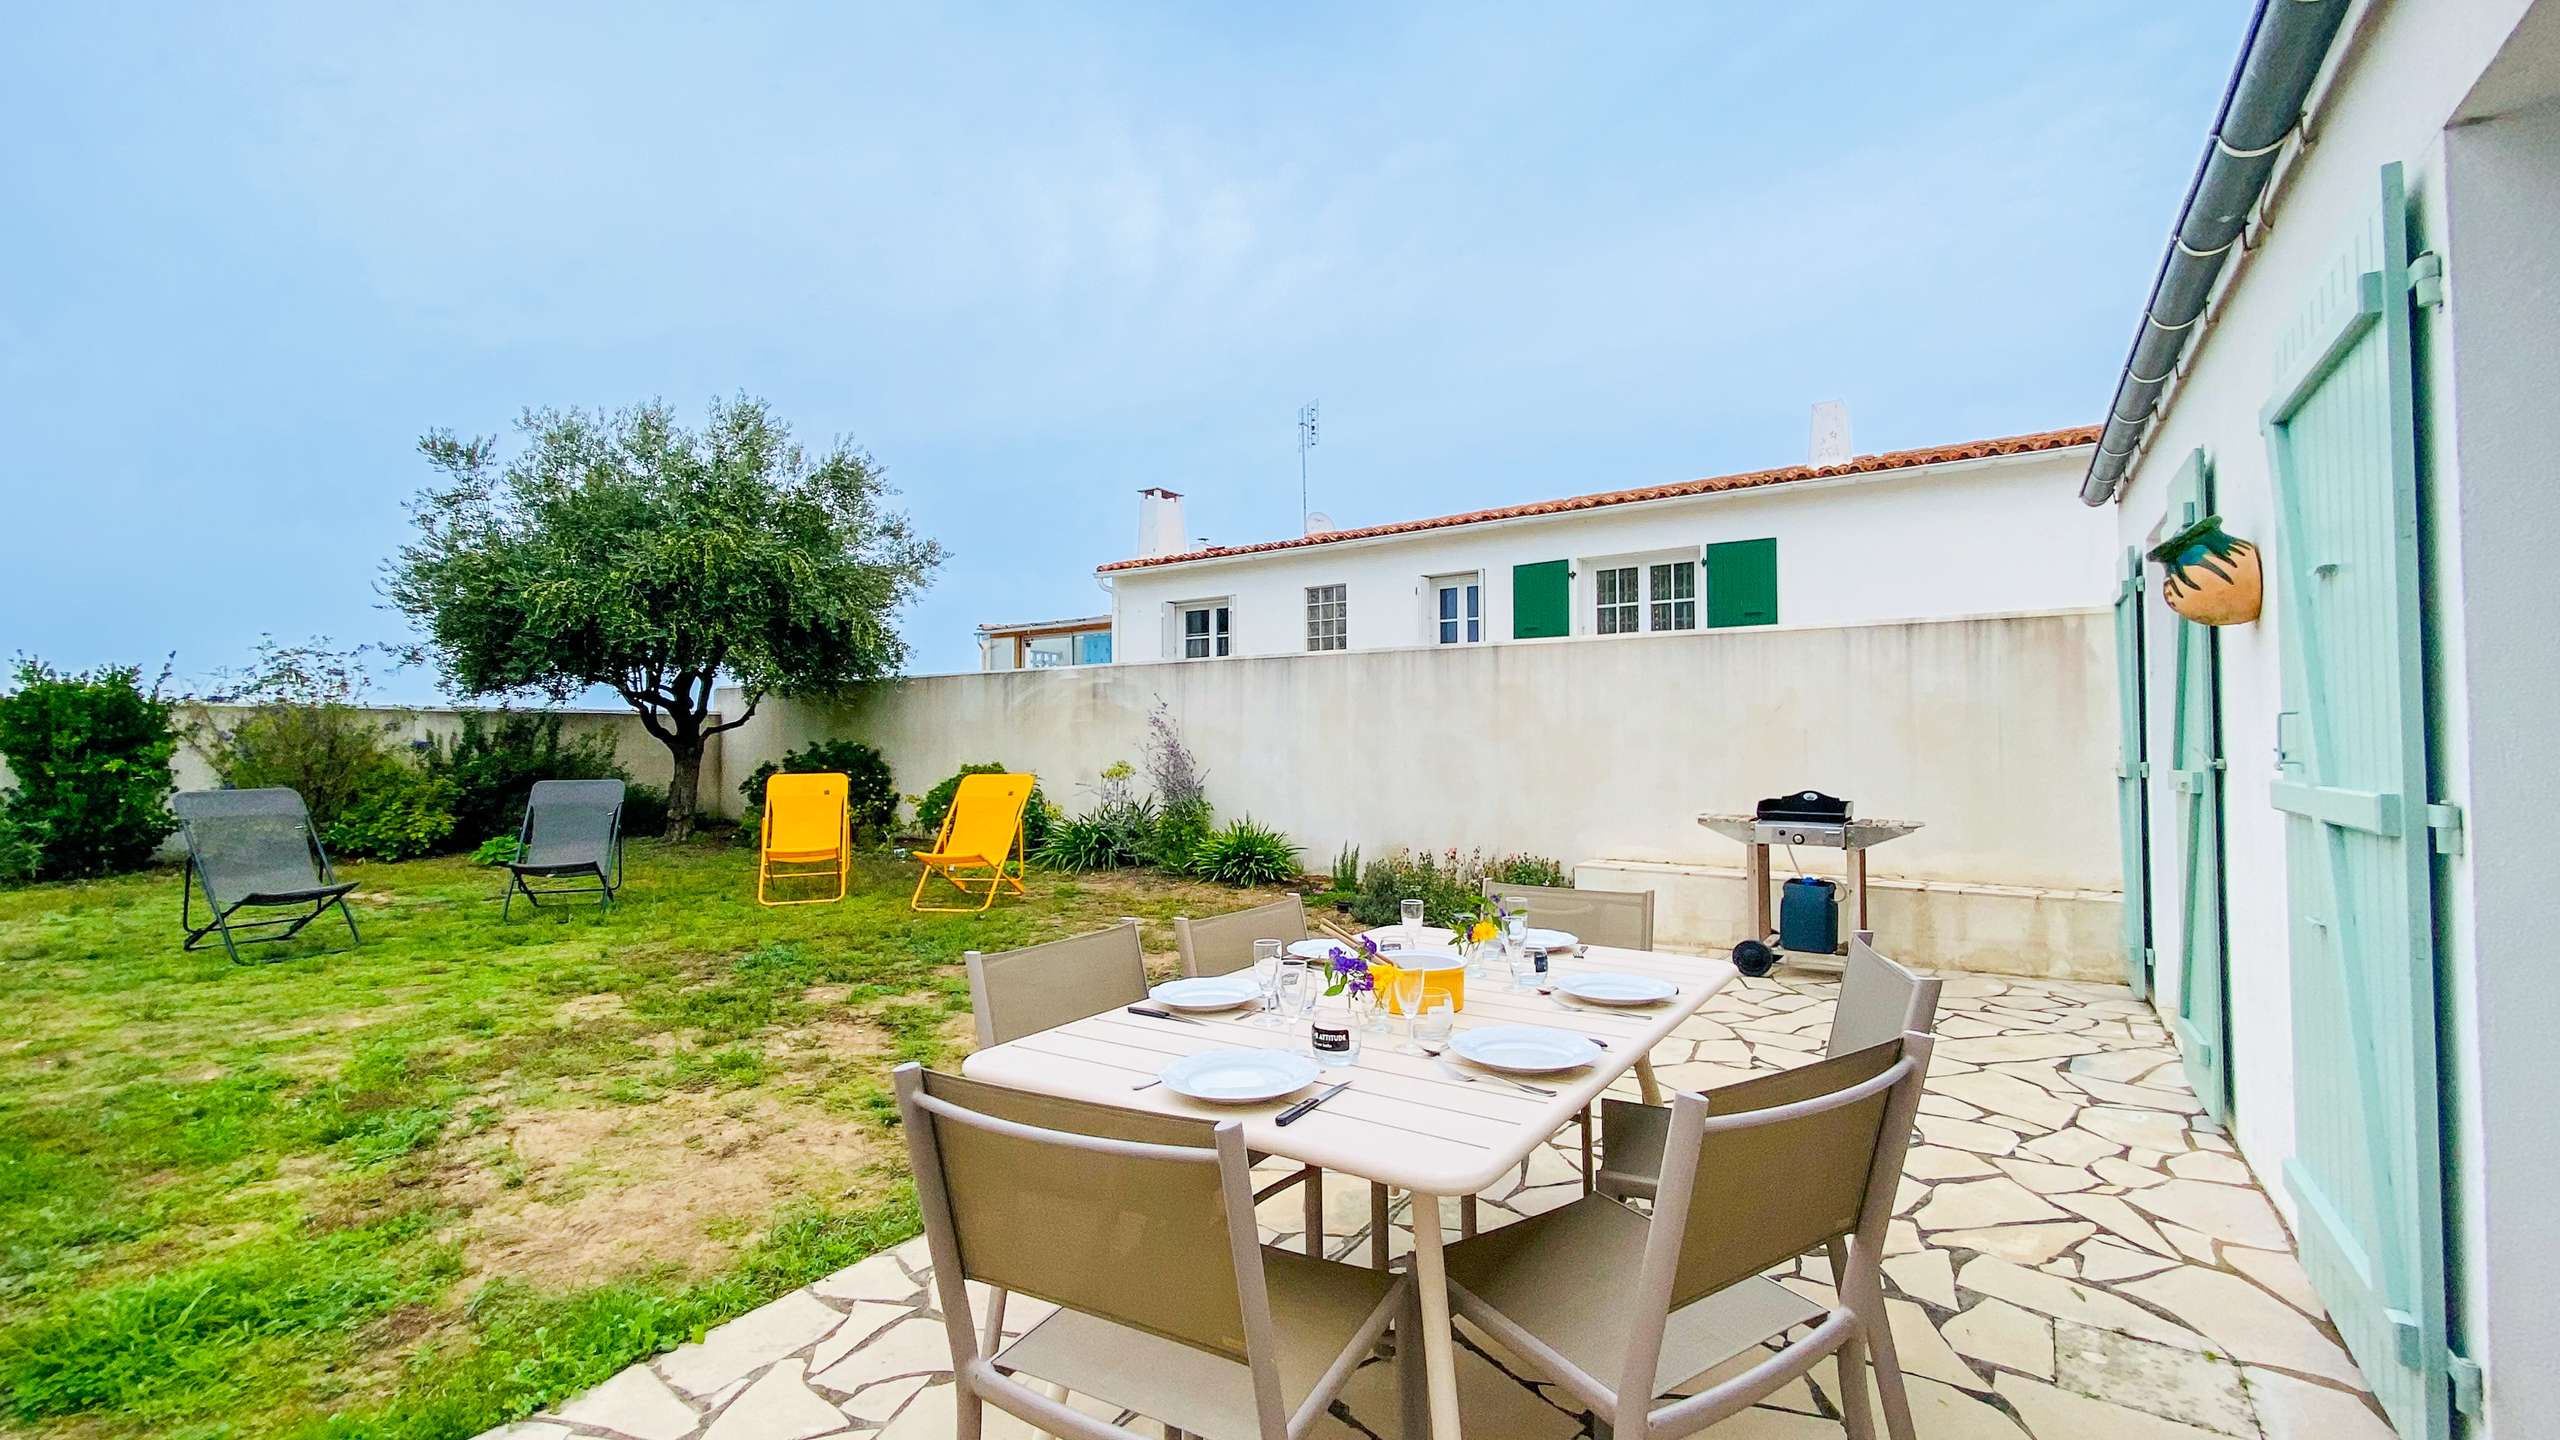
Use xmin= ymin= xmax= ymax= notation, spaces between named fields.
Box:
xmin=1325 ymin=945 xmax=1376 ymax=996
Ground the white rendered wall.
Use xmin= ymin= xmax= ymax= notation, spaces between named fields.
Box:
xmin=2439 ymin=72 xmax=2560 ymax=1439
xmin=2106 ymin=0 xmax=2542 ymax=1430
xmin=719 ymin=608 xmax=2121 ymax=976
xmin=1103 ymin=447 xmax=2109 ymax=663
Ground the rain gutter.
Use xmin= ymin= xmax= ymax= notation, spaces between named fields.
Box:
xmin=2081 ymin=0 xmax=2355 ymax=506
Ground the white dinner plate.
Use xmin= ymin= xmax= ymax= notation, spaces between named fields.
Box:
xmin=1551 ymin=972 xmax=1677 ymax=1007
xmin=1150 ymin=975 xmax=1263 ymax=1012
xmin=1361 ymin=925 xmax=1455 ymax=951
xmin=1287 ymin=938 xmax=1348 ymax=962
xmin=1448 ymin=1025 xmax=1602 ymax=1074
xmin=1159 ymin=1048 xmax=1322 ymax=1104
xmin=1519 ymin=927 xmax=1581 ymax=954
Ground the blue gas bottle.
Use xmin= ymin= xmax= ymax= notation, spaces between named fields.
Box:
xmin=1779 ymin=876 xmax=1840 ymax=954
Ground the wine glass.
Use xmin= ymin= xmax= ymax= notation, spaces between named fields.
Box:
xmin=1401 ymin=897 xmax=1425 ymax=949
xmin=1389 ymin=967 xmax=1427 ymax=1052
xmin=1252 ymin=939 xmax=1284 ymax=1027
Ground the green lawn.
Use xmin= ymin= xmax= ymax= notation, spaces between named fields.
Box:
xmin=0 ymin=840 xmax=1282 ymax=1440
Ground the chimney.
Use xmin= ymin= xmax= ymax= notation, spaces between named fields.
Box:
xmin=1809 ymin=401 xmax=1853 ymax=468
xmin=1138 ymin=487 xmax=1188 ymax=558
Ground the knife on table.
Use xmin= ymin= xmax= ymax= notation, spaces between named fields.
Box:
xmin=1276 ymin=1080 xmax=1351 ymax=1126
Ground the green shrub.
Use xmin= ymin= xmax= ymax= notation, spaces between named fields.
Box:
xmin=622 ymin=783 xmax=670 ymax=839
xmin=1330 ymin=843 xmax=1361 ymax=892
xmin=912 ymin=763 xmax=1053 ymax=850
xmin=471 ymin=835 xmax=521 ymax=867
xmin=1352 ymin=846 xmax=1563 ymax=928
xmin=421 ymin=711 xmax=626 ymax=850
xmin=1034 ymin=796 xmax=1155 ymax=871
xmin=1486 ymin=852 xmax=1569 ymax=888
xmin=1146 ymin=794 xmax=1213 ymax=874
xmin=737 ymin=738 xmax=898 ymax=840
xmin=1191 ymin=817 xmax=1301 ymax=887
xmin=0 ymin=659 xmax=179 ymax=881
xmin=191 ymin=640 xmax=396 ymax=829
xmin=324 ymin=766 xmax=458 ymax=861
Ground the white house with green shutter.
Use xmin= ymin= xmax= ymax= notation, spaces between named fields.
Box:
xmin=1095 ymin=421 xmax=2109 ymax=663
xmin=2086 ymin=1 xmax=2559 ymax=1436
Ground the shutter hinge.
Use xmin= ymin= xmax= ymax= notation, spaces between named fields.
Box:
xmin=2410 ymin=251 xmax=2445 ymax=309
xmin=2450 ymin=1351 xmax=2484 ymax=1416
xmin=2388 ymin=1310 xmax=2422 ymax=1365
xmin=2427 ymin=803 xmax=2465 ymax=855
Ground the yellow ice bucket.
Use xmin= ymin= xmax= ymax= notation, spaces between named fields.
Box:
xmin=1371 ymin=949 xmax=1467 ymax=1012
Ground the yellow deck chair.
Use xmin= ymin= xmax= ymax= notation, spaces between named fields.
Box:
xmin=758 ymin=772 xmax=851 ymax=906
xmin=911 ymin=772 xmax=1034 ymax=913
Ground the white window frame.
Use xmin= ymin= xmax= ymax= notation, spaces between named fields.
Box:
xmin=1172 ymin=600 xmax=1232 ymax=660
xmin=1427 ymin=572 xmax=1483 ymax=645
xmin=1305 ymin=583 xmax=1348 ymax=652
xmin=1585 ymin=549 xmax=1700 ymax=636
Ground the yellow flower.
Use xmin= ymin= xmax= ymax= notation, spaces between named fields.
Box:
xmin=1468 ymin=919 xmax=1499 ymax=944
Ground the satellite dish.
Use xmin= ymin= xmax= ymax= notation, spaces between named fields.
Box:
xmin=1305 ymin=511 xmax=1336 ymax=535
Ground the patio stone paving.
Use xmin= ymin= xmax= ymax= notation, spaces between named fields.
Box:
xmin=477 ymin=972 xmax=2393 ymax=1439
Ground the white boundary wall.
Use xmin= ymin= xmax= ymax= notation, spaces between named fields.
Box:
xmin=722 ymin=608 xmax=2121 ymax=978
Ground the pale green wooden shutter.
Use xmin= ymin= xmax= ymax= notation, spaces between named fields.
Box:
xmin=2112 ymin=545 xmax=2154 ymax=999
xmin=1512 ymin=561 xmax=1570 ymax=639
xmin=2263 ymin=161 xmax=2451 ymax=1440
xmin=2162 ymin=451 xmax=2230 ymax=1120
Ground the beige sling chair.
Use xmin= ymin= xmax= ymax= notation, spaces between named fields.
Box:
xmin=1479 ymin=879 xmax=1665 ymax=1197
xmin=1478 ymin=878 xmax=1656 ymax=951
xmin=1597 ymin=930 xmax=1941 ymax=1203
xmin=895 ymin=1065 xmax=1420 ymax=1440
xmin=1173 ymin=895 xmax=1309 ymax=978
xmin=965 ymin=923 xmax=1329 ymax=1260
xmin=1175 ymin=895 xmax=1407 ymax=1270
xmin=1441 ymin=1033 xmax=1935 ymax=1440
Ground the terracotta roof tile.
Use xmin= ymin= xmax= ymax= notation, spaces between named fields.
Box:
xmin=1097 ymin=425 xmax=2099 ymax=573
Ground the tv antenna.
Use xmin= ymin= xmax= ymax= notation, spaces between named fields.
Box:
xmin=1297 ymin=401 xmax=1319 ymax=533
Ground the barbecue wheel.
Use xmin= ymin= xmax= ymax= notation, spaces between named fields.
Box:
xmin=1732 ymin=938 xmax=1778 ymax=978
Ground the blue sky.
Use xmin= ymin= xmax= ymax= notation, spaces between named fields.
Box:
xmin=1 ymin=3 xmax=2236 ymax=694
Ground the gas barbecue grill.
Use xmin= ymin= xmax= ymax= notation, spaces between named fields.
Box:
xmin=1698 ymin=792 xmax=1922 ymax=959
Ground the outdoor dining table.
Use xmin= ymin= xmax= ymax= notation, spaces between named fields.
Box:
xmin=960 ymin=941 xmax=1739 ymax=1440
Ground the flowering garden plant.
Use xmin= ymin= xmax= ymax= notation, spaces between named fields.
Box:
xmin=1323 ymin=935 xmax=1380 ymax=997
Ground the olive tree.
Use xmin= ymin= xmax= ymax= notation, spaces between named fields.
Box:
xmin=388 ymin=395 xmax=942 ymax=839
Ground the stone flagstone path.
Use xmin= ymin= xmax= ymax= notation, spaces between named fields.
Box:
xmin=478 ymin=972 xmax=2395 ymax=1440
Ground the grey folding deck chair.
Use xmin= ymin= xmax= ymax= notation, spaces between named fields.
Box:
xmin=1174 ymin=895 xmax=1307 ymax=978
xmin=966 ymin=924 xmax=1333 ymax=1260
xmin=895 ymin=1064 xmax=1419 ymax=1440
xmin=174 ymin=788 xmax=361 ymax=963
xmin=1597 ymin=929 xmax=1941 ymax=1203
xmin=1442 ymin=1034 xmax=1935 ymax=1440
xmin=1478 ymin=878 xmax=1656 ymax=950
xmin=501 ymin=779 xmax=625 ymax=919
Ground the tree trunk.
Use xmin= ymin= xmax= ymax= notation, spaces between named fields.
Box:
xmin=664 ymin=734 xmax=705 ymax=841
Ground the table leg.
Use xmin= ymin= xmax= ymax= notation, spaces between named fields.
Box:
xmin=1636 ymin=1053 xmax=1664 ymax=1106
xmin=1848 ymin=848 xmax=1870 ymax=934
xmin=1304 ymin=1167 xmax=1325 ymax=1258
xmin=1747 ymin=842 xmax=1773 ymax=941
xmin=1459 ymin=1195 xmax=1478 ymax=1238
xmin=1409 ymin=1193 xmax=1464 ymax=1440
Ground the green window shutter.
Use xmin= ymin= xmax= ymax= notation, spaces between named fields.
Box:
xmin=1512 ymin=560 xmax=1570 ymax=638
xmin=1705 ymin=538 xmax=1778 ymax=627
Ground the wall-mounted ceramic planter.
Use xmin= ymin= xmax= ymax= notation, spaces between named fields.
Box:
xmin=2148 ymin=514 xmax=2263 ymax=626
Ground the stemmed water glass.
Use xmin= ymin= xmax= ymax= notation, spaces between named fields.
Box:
xmin=1389 ymin=966 xmax=1427 ymax=1053
xmin=1252 ymin=938 xmax=1285 ymax=1027
xmin=1400 ymin=897 xmax=1426 ymax=949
